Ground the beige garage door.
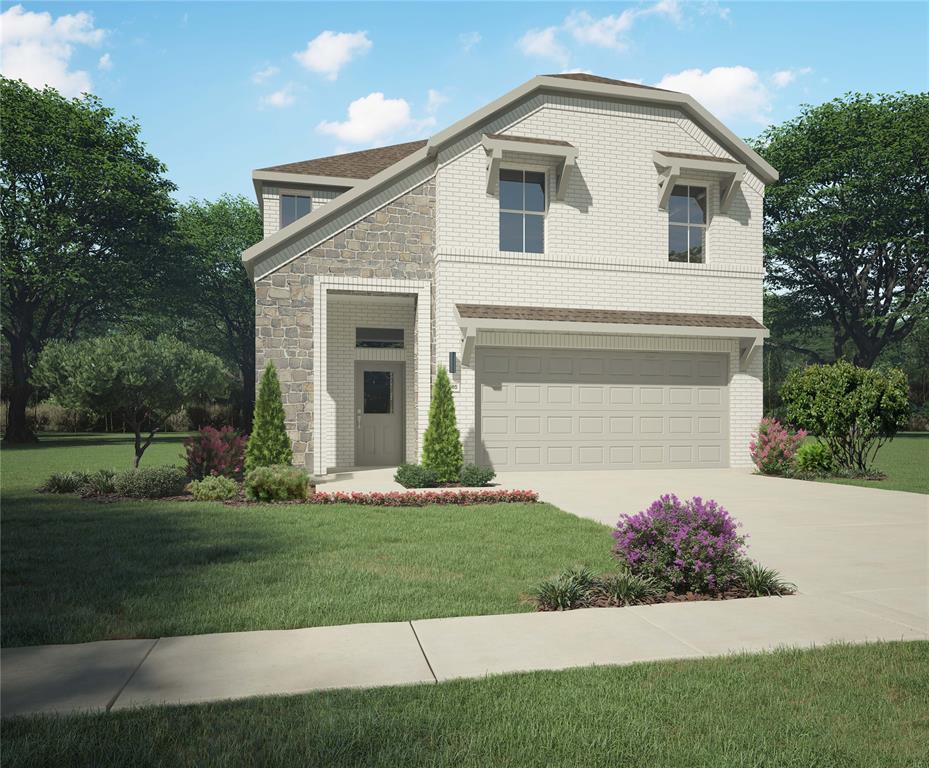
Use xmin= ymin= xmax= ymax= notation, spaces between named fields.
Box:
xmin=477 ymin=347 xmax=729 ymax=470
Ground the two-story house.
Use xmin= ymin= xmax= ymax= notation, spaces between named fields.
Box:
xmin=242 ymin=73 xmax=777 ymax=476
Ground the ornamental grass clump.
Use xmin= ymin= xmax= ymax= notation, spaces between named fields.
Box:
xmin=612 ymin=494 xmax=747 ymax=594
xmin=749 ymin=417 xmax=806 ymax=475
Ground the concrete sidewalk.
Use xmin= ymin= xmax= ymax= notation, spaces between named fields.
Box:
xmin=3 ymin=593 xmax=926 ymax=718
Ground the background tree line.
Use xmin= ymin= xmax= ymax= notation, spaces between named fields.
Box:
xmin=1 ymin=77 xmax=927 ymax=444
xmin=752 ymin=91 xmax=929 ymax=423
xmin=1 ymin=78 xmax=260 ymax=443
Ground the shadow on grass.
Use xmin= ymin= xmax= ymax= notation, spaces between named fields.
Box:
xmin=0 ymin=433 xmax=191 ymax=452
xmin=0 ymin=489 xmax=279 ymax=647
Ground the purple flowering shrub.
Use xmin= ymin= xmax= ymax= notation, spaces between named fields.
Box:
xmin=612 ymin=494 xmax=747 ymax=593
xmin=749 ymin=417 xmax=806 ymax=475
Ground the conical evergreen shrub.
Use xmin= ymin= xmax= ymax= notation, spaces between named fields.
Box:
xmin=421 ymin=366 xmax=463 ymax=482
xmin=245 ymin=361 xmax=293 ymax=472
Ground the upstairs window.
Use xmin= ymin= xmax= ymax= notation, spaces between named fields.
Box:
xmin=280 ymin=194 xmax=311 ymax=228
xmin=499 ymin=169 xmax=545 ymax=253
xmin=356 ymin=328 xmax=404 ymax=349
xmin=668 ymin=184 xmax=707 ymax=263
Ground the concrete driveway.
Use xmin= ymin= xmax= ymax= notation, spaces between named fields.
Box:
xmin=497 ymin=467 xmax=929 ymax=631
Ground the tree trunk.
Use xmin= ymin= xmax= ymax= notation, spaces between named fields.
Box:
xmin=132 ymin=421 xmax=159 ymax=467
xmin=2 ymin=335 xmax=37 ymax=444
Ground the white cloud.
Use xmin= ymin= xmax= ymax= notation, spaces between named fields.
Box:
xmin=459 ymin=31 xmax=481 ymax=52
xmin=294 ymin=30 xmax=371 ymax=80
xmin=654 ymin=66 xmax=771 ymax=123
xmin=261 ymin=84 xmax=296 ymax=108
xmin=517 ymin=26 xmax=569 ymax=66
xmin=699 ymin=1 xmax=731 ymax=20
xmin=559 ymin=68 xmax=593 ymax=75
xmin=251 ymin=65 xmax=279 ymax=84
xmin=426 ymin=88 xmax=447 ymax=114
xmin=317 ymin=91 xmax=434 ymax=144
xmin=97 ymin=52 xmax=112 ymax=71
xmin=565 ymin=1 xmax=681 ymax=52
xmin=0 ymin=4 xmax=105 ymax=97
xmin=770 ymin=67 xmax=812 ymax=89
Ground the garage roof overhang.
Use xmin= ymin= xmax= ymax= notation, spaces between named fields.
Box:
xmin=454 ymin=304 xmax=768 ymax=365
xmin=653 ymin=150 xmax=747 ymax=214
xmin=482 ymin=134 xmax=579 ymax=201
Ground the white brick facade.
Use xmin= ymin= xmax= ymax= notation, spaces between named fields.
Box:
xmin=251 ymin=80 xmax=769 ymax=472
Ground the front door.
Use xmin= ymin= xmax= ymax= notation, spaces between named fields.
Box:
xmin=354 ymin=361 xmax=405 ymax=466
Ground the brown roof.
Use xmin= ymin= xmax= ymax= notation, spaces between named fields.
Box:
xmin=456 ymin=304 xmax=765 ymax=330
xmin=658 ymin=151 xmax=740 ymax=165
xmin=547 ymin=72 xmax=672 ymax=92
xmin=258 ymin=139 xmax=427 ymax=179
xmin=485 ymin=133 xmax=574 ymax=148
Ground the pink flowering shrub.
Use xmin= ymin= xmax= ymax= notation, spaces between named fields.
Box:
xmin=309 ymin=489 xmax=538 ymax=507
xmin=749 ymin=417 xmax=806 ymax=475
xmin=184 ymin=426 xmax=246 ymax=480
xmin=612 ymin=494 xmax=747 ymax=593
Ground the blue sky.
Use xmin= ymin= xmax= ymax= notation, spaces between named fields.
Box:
xmin=2 ymin=1 xmax=927 ymax=202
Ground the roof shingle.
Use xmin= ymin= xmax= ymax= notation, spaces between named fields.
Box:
xmin=456 ymin=304 xmax=765 ymax=330
xmin=258 ymin=139 xmax=427 ymax=179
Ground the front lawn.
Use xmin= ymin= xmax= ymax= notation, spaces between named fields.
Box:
xmin=3 ymin=642 xmax=926 ymax=768
xmin=1 ymin=434 xmax=613 ymax=647
xmin=817 ymin=432 xmax=929 ymax=494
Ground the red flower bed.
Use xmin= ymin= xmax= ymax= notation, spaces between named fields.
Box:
xmin=308 ymin=489 xmax=538 ymax=506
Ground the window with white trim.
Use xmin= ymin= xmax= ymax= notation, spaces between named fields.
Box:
xmin=668 ymin=184 xmax=707 ymax=263
xmin=280 ymin=194 xmax=311 ymax=228
xmin=499 ymin=169 xmax=545 ymax=253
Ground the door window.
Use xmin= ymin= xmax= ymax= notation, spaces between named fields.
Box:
xmin=363 ymin=371 xmax=392 ymax=414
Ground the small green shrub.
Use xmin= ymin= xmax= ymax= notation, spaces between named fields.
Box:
xmin=78 ymin=469 xmax=118 ymax=497
xmin=245 ymin=464 xmax=308 ymax=502
xmin=528 ymin=566 xmax=598 ymax=611
xmin=460 ymin=464 xmax=495 ymax=487
xmin=421 ymin=366 xmax=463 ymax=483
xmin=795 ymin=440 xmax=835 ymax=475
xmin=114 ymin=466 xmax=188 ymax=499
xmin=781 ymin=361 xmax=909 ymax=473
xmin=186 ymin=475 xmax=239 ymax=501
xmin=394 ymin=463 xmax=439 ymax=488
xmin=39 ymin=470 xmax=91 ymax=494
xmin=737 ymin=562 xmax=796 ymax=597
xmin=592 ymin=569 xmax=663 ymax=606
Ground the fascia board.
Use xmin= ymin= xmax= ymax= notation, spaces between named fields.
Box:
xmin=251 ymin=170 xmax=359 ymax=190
xmin=455 ymin=316 xmax=769 ymax=340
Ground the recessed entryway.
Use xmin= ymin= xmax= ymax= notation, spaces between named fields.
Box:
xmin=354 ymin=361 xmax=405 ymax=466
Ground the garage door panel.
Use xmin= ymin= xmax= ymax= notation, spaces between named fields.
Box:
xmin=477 ymin=348 xmax=728 ymax=470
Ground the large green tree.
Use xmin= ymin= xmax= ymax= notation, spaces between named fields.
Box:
xmin=174 ymin=196 xmax=260 ymax=429
xmin=34 ymin=334 xmax=228 ymax=467
xmin=0 ymin=78 xmax=177 ymax=443
xmin=754 ymin=92 xmax=929 ymax=368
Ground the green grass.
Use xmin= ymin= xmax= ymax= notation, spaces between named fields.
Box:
xmin=0 ymin=433 xmax=613 ymax=647
xmin=3 ymin=642 xmax=927 ymax=768
xmin=816 ymin=433 xmax=929 ymax=494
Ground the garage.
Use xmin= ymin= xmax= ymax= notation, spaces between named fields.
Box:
xmin=476 ymin=347 xmax=729 ymax=470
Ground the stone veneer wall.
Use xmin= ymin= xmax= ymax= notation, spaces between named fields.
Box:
xmin=254 ymin=179 xmax=436 ymax=470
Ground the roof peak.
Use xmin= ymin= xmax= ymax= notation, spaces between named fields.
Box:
xmin=544 ymin=72 xmax=673 ymax=92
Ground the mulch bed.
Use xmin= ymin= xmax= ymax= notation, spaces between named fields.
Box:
xmin=76 ymin=487 xmax=541 ymax=507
